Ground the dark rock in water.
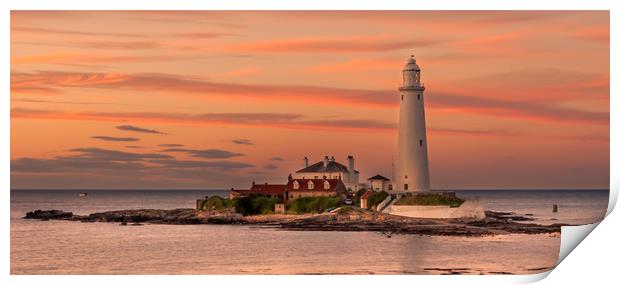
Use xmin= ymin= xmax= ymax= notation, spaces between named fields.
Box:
xmin=484 ymin=211 xmax=535 ymax=221
xmin=24 ymin=209 xmax=73 ymax=220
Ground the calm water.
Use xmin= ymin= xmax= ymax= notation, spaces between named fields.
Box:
xmin=10 ymin=189 xmax=609 ymax=275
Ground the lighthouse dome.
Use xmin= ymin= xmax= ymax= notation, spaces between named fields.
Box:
xmin=403 ymin=55 xmax=420 ymax=71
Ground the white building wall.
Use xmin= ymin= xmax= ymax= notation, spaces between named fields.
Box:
xmin=396 ymin=56 xmax=430 ymax=192
xmin=369 ymin=180 xmax=391 ymax=192
xmin=384 ymin=200 xmax=485 ymax=220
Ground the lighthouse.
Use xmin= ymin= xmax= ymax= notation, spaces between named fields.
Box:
xmin=396 ymin=55 xmax=430 ymax=192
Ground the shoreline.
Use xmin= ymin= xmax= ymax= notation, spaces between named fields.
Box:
xmin=23 ymin=207 xmax=567 ymax=237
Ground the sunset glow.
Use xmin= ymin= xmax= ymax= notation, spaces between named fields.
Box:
xmin=10 ymin=11 xmax=610 ymax=189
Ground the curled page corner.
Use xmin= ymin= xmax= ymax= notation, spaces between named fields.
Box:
xmin=557 ymin=223 xmax=600 ymax=265
xmin=522 ymin=223 xmax=601 ymax=283
xmin=552 ymin=185 xmax=615 ymax=275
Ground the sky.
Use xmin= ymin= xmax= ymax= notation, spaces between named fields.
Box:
xmin=10 ymin=11 xmax=609 ymax=190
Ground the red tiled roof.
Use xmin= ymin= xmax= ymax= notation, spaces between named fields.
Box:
xmin=250 ymin=183 xmax=286 ymax=195
xmin=287 ymin=178 xmax=341 ymax=191
xmin=360 ymin=190 xmax=375 ymax=200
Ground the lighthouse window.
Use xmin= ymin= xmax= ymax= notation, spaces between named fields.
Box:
xmin=419 ymin=139 xmax=423 ymax=146
xmin=417 ymin=94 xmax=421 ymax=101
xmin=404 ymin=184 xmax=409 ymax=190
xmin=401 ymin=94 xmax=404 ymax=101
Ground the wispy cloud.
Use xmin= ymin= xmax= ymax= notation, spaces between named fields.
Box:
xmin=232 ymin=139 xmax=253 ymax=145
xmin=11 ymin=26 xmax=145 ymax=38
xmin=11 ymin=98 xmax=111 ymax=105
xmin=11 ymin=146 xmax=254 ymax=188
xmin=161 ymin=148 xmax=243 ymax=159
xmin=69 ymin=147 xmax=172 ymax=161
xmin=77 ymin=41 xmax=163 ymax=50
xmin=11 ymin=53 xmax=189 ymax=66
xmin=172 ymin=32 xmax=230 ymax=39
xmin=91 ymin=136 xmax=139 ymax=142
xmin=12 ymin=147 xmax=252 ymax=173
xmin=152 ymin=159 xmax=253 ymax=170
xmin=305 ymin=58 xmax=403 ymax=73
xmin=116 ymin=124 xmax=166 ymax=135
xmin=10 ymin=70 xmax=395 ymax=107
xmin=125 ymin=145 xmax=143 ymax=149
xmin=226 ymin=35 xmax=439 ymax=53
xmin=428 ymin=92 xmax=609 ymax=125
xmin=567 ymin=26 xmax=609 ymax=43
xmin=263 ymin=164 xmax=278 ymax=170
xmin=158 ymin=143 xmax=184 ymax=147
xmin=429 ymin=127 xmax=609 ymax=142
xmin=10 ymin=108 xmax=394 ymax=131
xmin=270 ymin=156 xmax=284 ymax=161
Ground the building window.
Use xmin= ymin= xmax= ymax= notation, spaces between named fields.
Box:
xmin=388 ymin=185 xmax=393 ymax=190
xmin=404 ymin=184 xmax=409 ymax=190
xmin=308 ymin=181 xmax=315 ymax=189
xmin=293 ymin=180 xmax=299 ymax=189
xmin=419 ymin=139 xmax=423 ymax=146
xmin=314 ymin=176 xmax=318 ymax=179
xmin=323 ymin=181 xmax=330 ymax=189
xmin=418 ymin=94 xmax=421 ymax=101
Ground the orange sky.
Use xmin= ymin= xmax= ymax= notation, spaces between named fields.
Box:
xmin=10 ymin=11 xmax=610 ymax=189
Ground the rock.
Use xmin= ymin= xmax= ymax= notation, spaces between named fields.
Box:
xmin=24 ymin=209 xmax=73 ymax=220
xmin=23 ymin=207 xmax=565 ymax=237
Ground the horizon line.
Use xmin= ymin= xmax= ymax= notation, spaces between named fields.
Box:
xmin=10 ymin=188 xmax=611 ymax=191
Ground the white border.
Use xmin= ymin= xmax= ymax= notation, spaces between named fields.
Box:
xmin=1 ymin=1 xmax=617 ymax=284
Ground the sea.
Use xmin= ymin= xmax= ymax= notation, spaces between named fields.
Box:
xmin=10 ymin=189 xmax=609 ymax=275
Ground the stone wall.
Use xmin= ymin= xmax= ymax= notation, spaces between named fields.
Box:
xmin=384 ymin=200 xmax=485 ymax=220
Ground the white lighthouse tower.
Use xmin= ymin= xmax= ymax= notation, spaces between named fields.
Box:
xmin=396 ymin=55 xmax=430 ymax=192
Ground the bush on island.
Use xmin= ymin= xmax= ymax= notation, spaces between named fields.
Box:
xmin=366 ymin=191 xmax=389 ymax=210
xmin=337 ymin=206 xmax=354 ymax=214
xmin=288 ymin=196 xmax=342 ymax=214
xmin=356 ymin=188 xmax=367 ymax=198
xmin=200 ymin=196 xmax=233 ymax=211
xmin=395 ymin=194 xmax=464 ymax=208
xmin=233 ymin=195 xmax=279 ymax=215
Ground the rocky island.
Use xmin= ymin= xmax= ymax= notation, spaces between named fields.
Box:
xmin=24 ymin=207 xmax=566 ymax=237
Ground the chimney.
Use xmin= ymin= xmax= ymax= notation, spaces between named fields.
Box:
xmin=330 ymin=156 xmax=335 ymax=162
xmin=347 ymin=155 xmax=355 ymax=178
xmin=304 ymin=156 xmax=308 ymax=168
xmin=323 ymin=156 xmax=329 ymax=168
xmin=288 ymin=173 xmax=292 ymax=181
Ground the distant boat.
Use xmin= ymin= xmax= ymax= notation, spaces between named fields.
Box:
xmin=79 ymin=192 xmax=88 ymax=197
